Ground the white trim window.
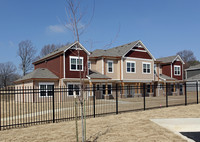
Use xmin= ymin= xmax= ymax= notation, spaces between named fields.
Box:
xmin=143 ymin=62 xmax=151 ymax=74
xmin=88 ymin=61 xmax=91 ymax=70
xmin=67 ymin=83 xmax=80 ymax=96
xmin=39 ymin=83 xmax=54 ymax=97
xmin=126 ymin=61 xmax=136 ymax=73
xmin=174 ymin=65 xmax=181 ymax=76
xmin=70 ymin=56 xmax=83 ymax=71
xmin=107 ymin=60 xmax=113 ymax=73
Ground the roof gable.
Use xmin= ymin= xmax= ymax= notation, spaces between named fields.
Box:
xmin=15 ymin=68 xmax=59 ymax=83
xmin=122 ymin=40 xmax=155 ymax=60
xmin=90 ymin=40 xmax=155 ymax=60
xmin=33 ymin=41 xmax=90 ymax=64
xmin=157 ymin=55 xmax=185 ymax=64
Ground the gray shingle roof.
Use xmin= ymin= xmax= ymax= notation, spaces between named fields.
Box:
xmin=15 ymin=68 xmax=59 ymax=82
xmin=157 ymin=55 xmax=177 ymax=63
xmin=186 ymin=74 xmax=200 ymax=81
xmin=90 ymin=40 xmax=139 ymax=57
xmin=186 ymin=64 xmax=200 ymax=70
xmin=160 ymin=74 xmax=177 ymax=81
xmin=34 ymin=42 xmax=74 ymax=63
xmin=88 ymin=70 xmax=111 ymax=79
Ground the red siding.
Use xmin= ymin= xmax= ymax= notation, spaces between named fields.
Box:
xmin=162 ymin=64 xmax=171 ymax=78
xmin=65 ymin=49 xmax=88 ymax=78
xmin=125 ymin=51 xmax=152 ymax=59
xmin=172 ymin=61 xmax=183 ymax=80
xmin=35 ymin=55 xmax=63 ymax=78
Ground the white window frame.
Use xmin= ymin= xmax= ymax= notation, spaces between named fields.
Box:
xmin=142 ymin=62 xmax=151 ymax=74
xmin=174 ymin=65 xmax=181 ymax=76
xmin=88 ymin=61 xmax=91 ymax=70
xmin=70 ymin=56 xmax=84 ymax=71
xmin=102 ymin=83 xmax=112 ymax=95
xmin=107 ymin=60 xmax=114 ymax=73
xmin=39 ymin=82 xmax=54 ymax=97
xmin=126 ymin=61 xmax=136 ymax=73
xmin=67 ymin=83 xmax=81 ymax=96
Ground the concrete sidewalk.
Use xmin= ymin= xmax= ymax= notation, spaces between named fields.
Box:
xmin=151 ymin=118 xmax=200 ymax=142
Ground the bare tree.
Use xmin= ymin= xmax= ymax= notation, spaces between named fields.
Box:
xmin=0 ymin=62 xmax=17 ymax=87
xmin=177 ymin=50 xmax=200 ymax=69
xmin=17 ymin=40 xmax=36 ymax=76
xmin=39 ymin=43 xmax=70 ymax=58
xmin=65 ymin=0 xmax=95 ymax=141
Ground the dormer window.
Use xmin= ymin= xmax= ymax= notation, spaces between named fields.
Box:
xmin=174 ymin=65 xmax=181 ymax=75
xmin=70 ymin=56 xmax=83 ymax=71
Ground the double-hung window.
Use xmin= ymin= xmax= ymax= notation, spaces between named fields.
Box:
xmin=107 ymin=60 xmax=113 ymax=73
xmin=102 ymin=84 xmax=112 ymax=95
xmin=70 ymin=56 xmax=83 ymax=71
xmin=68 ymin=84 xmax=80 ymax=96
xmin=126 ymin=61 xmax=135 ymax=73
xmin=174 ymin=65 xmax=181 ymax=75
xmin=88 ymin=61 xmax=91 ymax=70
xmin=39 ymin=83 xmax=54 ymax=97
xmin=143 ymin=63 xmax=151 ymax=74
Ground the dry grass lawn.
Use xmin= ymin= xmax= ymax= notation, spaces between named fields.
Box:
xmin=1 ymin=103 xmax=200 ymax=142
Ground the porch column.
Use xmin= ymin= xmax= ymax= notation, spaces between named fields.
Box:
xmin=164 ymin=82 xmax=167 ymax=96
xmin=104 ymin=82 xmax=109 ymax=99
xmin=173 ymin=83 xmax=176 ymax=92
xmin=90 ymin=82 xmax=93 ymax=98
xmin=138 ymin=83 xmax=141 ymax=94
xmin=121 ymin=82 xmax=125 ymax=98
xmin=135 ymin=83 xmax=138 ymax=94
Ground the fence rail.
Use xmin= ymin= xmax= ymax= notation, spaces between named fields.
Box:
xmin=0 ymin=82 xmax=199 ymax=130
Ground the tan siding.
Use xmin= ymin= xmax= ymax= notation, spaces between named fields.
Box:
xmin=96 ymin=59 xmax=103 ymax=74
xmin=90 ymin=60 xmax=96 ymax=71
xmin=15 ymin=81 xmax=33 ymax=102
xmin=104 ymin=59 xmax=120 ymax=79
xmin=123 ymin=59 xmax=154 ymax=81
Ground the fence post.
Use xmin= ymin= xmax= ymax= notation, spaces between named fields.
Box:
xmin=93 ymin=84 xmax=95 ymax=118
xmin=185 ymin=82 xmax=187 ymax=106
xmin=52 ymin=86 xmax=55 ymax=123
xmin=116 ymin=84 xmax=118 ymax=114
xmin=196 ymin=81 xmax=199 ymax=104
xmin=143 ymin=83 xmax=146 ymax=111
xmin=166 ymin=83 xmax=168 ymax=107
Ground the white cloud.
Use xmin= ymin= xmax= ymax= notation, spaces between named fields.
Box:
xmin=46 ymin=24 xmax=67 ymax=33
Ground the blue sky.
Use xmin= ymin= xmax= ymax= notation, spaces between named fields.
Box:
xmin=1 ymin=0 xmax=200 ymax=74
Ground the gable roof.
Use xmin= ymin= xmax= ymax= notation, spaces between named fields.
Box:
xmin=185 ymin=64 xmax=200 ymax=71
xmin=90 ymin=40 xmax=155 ymax=60
xmin=15 ymin=68 xmax=59 ymax=83
xmin=157 ymin=55 xmax=185 ymax=64
xmin=88 ymin=70 xmax=111 ymax=79
xmin=159 ymin=74 xmax=177 ymax=81
xmin=33 ymin=41 xmax=90 ymax=64
xmin=186 ymin=73 xmax=200 ymax=81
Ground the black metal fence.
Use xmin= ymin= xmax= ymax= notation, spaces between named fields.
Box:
xmin=0 ymin=82 xmax=199 ymax=130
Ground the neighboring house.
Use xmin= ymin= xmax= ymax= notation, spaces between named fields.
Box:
xmin=15 ymin=41 xmax=93 ymax=101
xmin=185 ymin=64 xmax=200 ymax=92
xmin=15 ymin=40 xmax=186 ymax=101
xmin=155 ymin=55 xmax=185 ymax=96
xmin=89 ymin=40 xmax=156 ymax=98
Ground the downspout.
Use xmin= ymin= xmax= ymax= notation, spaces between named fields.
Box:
xmin=63 ymin=52 xmax=66 ymax=79
xmin=171 ymin=64 xmax=173 ymax=78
